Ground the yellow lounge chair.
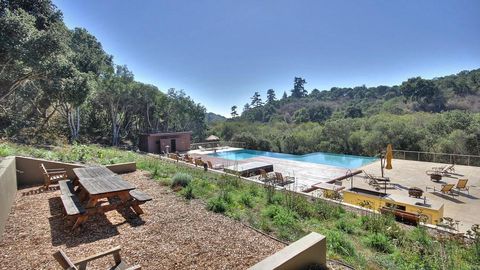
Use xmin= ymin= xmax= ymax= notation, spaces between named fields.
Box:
xmin=439 ymin=184 xmax=456 ymax=197
xmin=455 ymin=179 xmax=469 ymax=194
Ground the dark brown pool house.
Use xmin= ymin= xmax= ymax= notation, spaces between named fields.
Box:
xmin=139 ymin=131 xmax=192 ymax=154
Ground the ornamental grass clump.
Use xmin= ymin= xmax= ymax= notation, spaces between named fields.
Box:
xmin=171 ymin=172 xmax=193 ymax=188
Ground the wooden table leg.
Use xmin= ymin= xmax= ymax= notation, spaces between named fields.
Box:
xmin=118 ymin=192 xmax=144 ymax=215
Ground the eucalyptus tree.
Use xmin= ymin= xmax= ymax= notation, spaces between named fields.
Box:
xmin=291 ymin=77 xmax=308 ymax=98
xmin=96 ymin=65 xmax=135 ymax=146
xmin=231 ymin=105 xmax=238 ymax=117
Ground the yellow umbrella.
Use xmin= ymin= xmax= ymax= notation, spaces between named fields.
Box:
xmin=385 ymin=144 xmax=393 ymax=170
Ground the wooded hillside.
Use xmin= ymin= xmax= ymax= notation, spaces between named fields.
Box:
xmin=213 ymin=69 xmax=480 ymax=156
xmin=0 ymin=0 xmax=207 ymax=145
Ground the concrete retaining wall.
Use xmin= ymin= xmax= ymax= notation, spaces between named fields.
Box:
xmin=15 ymin=156 xmax=136 ymax=187
xmin=249 ymin=232 xmax=327 ymax=270
xmin=0 ymin=157 xmax=17 ymax=240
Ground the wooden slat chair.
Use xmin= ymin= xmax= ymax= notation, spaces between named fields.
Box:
xmin=53 ymin=246 xmax=141 ymax=270
xmin=259 ymin=169 xmax=275 ymax=182
xmin=439 ymin=184 xmax=456 ymax=197
xmin=455 ymin=179 xmax=470 ymax=194
xmin=40 ymin=163 xmax=68 ymax=189
xmin=274 ymin=172 xmax=295 ymax=186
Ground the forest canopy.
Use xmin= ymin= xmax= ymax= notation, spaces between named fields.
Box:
xmin=0 ymin=0 xmax=207 ymax=145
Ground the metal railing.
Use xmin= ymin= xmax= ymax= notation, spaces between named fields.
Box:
xmin=393 ymin=150 xmax=480 ymax=167
xmin=190 ymin=141 xmax=246 ymax=150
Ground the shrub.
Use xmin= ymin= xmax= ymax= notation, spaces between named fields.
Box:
xmin=314 ymin=199 xmax=344 ymax=220
xmin=181 ymin=185 xmax=195 ymax=200
xmin=171 ymin=173 xmax=192 ymax=188
xmin=365 ymin=233 xmax=394 ymax=253
xmin=336 ymin=219 xmax=356 ymax=234
xmin=239 ymin=193 xmax=254 ymax=208
xmin=207 ymin=196 xmax=227 ymax=213
xmin=326 ymin=230 xmax=356 ymax=257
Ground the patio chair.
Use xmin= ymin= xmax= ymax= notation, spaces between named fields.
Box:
xmin=438 ymin=184 xmax=456 ymax=197
xmin=53 ymin=246 xmax=141 ymax=270
xmin=455 ymin=179 xmax=469 ymax=194
xmin=259 ymin=169 xmax=275 ymax=182
xmin=274 ymin=172 xmax=295 ymax=186
xmin=207 ymin=160 xmax=224 ymax=170
xmin=40 ymin=163 xmax=68 ymax=189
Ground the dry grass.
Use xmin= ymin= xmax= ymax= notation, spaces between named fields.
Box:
xmin=0 ymin=170 xmax=285 ymax=269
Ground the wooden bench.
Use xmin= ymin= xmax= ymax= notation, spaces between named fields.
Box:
xmin=53 ymin=245 xmax=141 ymax=270
xmin=60 ymin=194 xmax=86 ymax=216
xmin=129 ymin=190 xmax=152 ymax=203
xmin=59 ymin=180 xmax=75 ymax=196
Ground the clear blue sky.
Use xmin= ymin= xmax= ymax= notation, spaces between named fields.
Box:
xmin=54 ymin=0 xmax=480 ymax=117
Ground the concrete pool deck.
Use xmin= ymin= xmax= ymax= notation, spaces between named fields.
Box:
xmin=191 ymin=151 xmax=480 ymax=233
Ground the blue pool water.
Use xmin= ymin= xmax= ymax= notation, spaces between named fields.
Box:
xmin=208 ymin=149 xmax=377 ymax=169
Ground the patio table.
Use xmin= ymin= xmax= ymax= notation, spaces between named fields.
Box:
xmin=71 ymin=167 xmax=144 ymax=229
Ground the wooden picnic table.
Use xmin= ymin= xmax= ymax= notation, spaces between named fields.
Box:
xmin=68 ymin=167 xmax=150 ymax=229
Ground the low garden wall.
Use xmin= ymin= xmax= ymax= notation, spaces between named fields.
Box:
xmin=249 ymin=232 xmax=326 ymax=270
xmin=0 ymin=157 xmax=17 ymax=240
xmin=15 ymin=156 xmax=136 ymax=187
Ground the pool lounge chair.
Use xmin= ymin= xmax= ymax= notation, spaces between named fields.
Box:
xmin=455 ymin=179 xmax=469 ymax=194
xmin=426 ymin=164 xmax=455 ymax=177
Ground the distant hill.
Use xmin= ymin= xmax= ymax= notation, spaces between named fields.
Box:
xmin=236 ymin=68 xmax=480 ymax=123
xmin=206 ymin=112 xmax=227 ymax=123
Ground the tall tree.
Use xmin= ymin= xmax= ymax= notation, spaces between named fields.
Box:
xmin=250 ymin=91 xmax=263 ymax=107
xmin=291 ymin=77 xmax=308 ymax=98
xmin=231 ymin=105 xmax=238 ymax=118
xmin=282 ymin=91 xmax=288 ymax=100
xmin=243 ymin=103 xmax=251 ymax=112
xmin=400 ymin=77 xmax=445 ymax=112
xmin=266 ymin=89 xmax=276 ymax=103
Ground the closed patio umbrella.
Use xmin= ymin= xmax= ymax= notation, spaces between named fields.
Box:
xmin=386 ymin=144 xmax=393 ymax=170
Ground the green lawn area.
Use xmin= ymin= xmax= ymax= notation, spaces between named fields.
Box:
xmin=1 ymin=142 xmax=479 ymax=269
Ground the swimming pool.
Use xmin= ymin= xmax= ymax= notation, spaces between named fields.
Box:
xmin=208 ymin=149 xmax=377 ymax=169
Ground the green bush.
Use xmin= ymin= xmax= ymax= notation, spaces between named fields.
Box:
xmin=207 ymin=196 xmax=227 ymax=213
xmin=181 ymin=185 xmax=195 ymax=200
xmin=336 ymin=219 xmax=356 ymax=234
xmin=326 ymin=230 xmax=356 ymax=257
xmin=365 ymin=233 xmax=394 ymax=253
xmin=314 ymin=199 xmax=344 ymax=220
xmin=171 ymin=173 xmax=193 ymax=188
xmin=239 ymin=193 xmax=254 ymax=208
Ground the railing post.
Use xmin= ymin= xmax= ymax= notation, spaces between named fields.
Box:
xmin=418 ymin=152 xmax=420 ymax=161
xmin=403 ymin=151 xmax=406 ymax=160
xmin=468 ymin=156 xmax=470 ymax=166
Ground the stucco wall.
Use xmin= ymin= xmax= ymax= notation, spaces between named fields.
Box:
xmin=249 ymin=232 xmax=327 ymax=270
xmin=15 ymin=156 xmax=136 ymax=187
xmin=0 ymin=157 xmax=17 ymax=240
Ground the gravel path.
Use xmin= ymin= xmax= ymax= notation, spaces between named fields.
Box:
xmin=0 ymin=170 xmax=285 ymax=269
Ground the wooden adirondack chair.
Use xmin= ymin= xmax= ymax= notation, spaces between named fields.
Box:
xmin=40 ymin=163 xmax=68 ymax=189
xmin=53 ymin=246 xmax=141 ymax=270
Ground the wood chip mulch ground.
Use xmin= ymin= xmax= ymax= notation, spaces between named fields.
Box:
xmin=0 ymin=170 xmax=286 ymax=269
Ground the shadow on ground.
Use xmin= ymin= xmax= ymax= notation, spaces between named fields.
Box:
xmin=48 ymin=197 xmax=145 ymax=248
